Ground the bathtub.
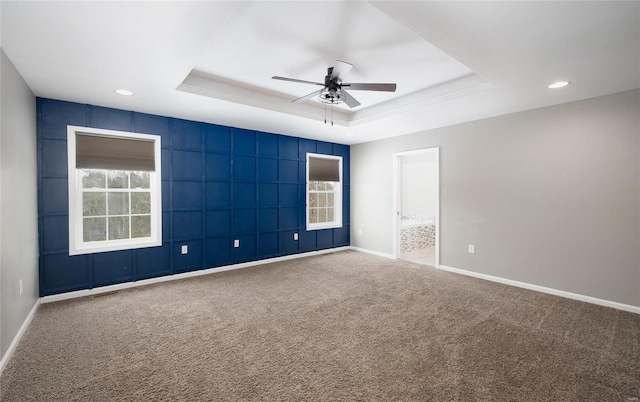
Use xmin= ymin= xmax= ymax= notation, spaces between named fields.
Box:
xmin=400 ymin=217 xmax=435 ymax=229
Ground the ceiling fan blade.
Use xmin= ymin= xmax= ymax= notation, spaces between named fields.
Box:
xmin=292 ymin=89 xmax=324 ymax=104
xmin=342 ymin=83 xmax=397 ymax=92
xmin=332 ymin=60 xmax=353 ymax=81
xmin=341 ymin=90 xmax=361 ymax=108
xmin=272 ymin=76 xmax=324 ymax=86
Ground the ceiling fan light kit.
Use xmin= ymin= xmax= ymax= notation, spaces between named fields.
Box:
xmin=273 ymin=60 xmax=397 ymax=125
xmin=319 ymin=88 xmax=345 ymax=105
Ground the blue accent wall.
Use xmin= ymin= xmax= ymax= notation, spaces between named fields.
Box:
xmin=37 ymin=98 xmax=350 ymax=296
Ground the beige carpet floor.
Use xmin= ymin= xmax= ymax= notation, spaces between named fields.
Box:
xmin=1 ymin=250 xmax=639 ymax=401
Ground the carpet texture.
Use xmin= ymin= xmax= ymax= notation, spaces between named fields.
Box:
xmin=1 ymin=250 xmax=639 ymax=401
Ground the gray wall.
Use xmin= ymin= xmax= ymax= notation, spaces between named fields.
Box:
xmin=0 ymin=48 xmax=38 ymax=360
xmin=351 ymin=89 xmax=640 ymax=307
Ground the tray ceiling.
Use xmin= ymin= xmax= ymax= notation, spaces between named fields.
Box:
xmin=2 ymin=1 xmax=638 ymax=144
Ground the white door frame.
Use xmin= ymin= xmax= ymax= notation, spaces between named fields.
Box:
xmin=392 ymin=147 xmax=440 ymax=267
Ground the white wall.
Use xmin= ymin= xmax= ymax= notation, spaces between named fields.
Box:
xmin=400 ymin=152 xmax=437 ymax=219
xmin=351 ymin=89 xmax=640 ymax=307
xmin=0 ymin=48 xmax=38 ymax=360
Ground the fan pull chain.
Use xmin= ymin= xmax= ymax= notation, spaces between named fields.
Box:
xmin=331 ymin=104 xmax=334 ymax=126
xmin=324 ymin=103 xmax=327 ymax=124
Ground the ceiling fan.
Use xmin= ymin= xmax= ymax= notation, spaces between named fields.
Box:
xmin=272 ymin=60 xmax=397 ymax=109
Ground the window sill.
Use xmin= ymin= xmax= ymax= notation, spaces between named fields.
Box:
xmin=69 ymin=238 xmax=162 ymax=256
xmin=306 ymin=223 xmax=342 ymax=231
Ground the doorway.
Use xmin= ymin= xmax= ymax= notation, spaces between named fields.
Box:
xmin=393 ymin=148 xmax=439 ymax=267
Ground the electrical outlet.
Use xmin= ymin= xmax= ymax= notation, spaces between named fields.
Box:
xmin=468 ymin=245 xmax=475 ymax=254
xmin=293 ymin=233 xmax=298 ymax=241
xmin=19 ymin=279 xmax=23 ymax=295
xmin=234 ymin=239 xmax=240 ymax=248
xmin=358 ymin=228 xmax=363 ymax=236
xmin=181 ymin=245 xmax=188 ymax=254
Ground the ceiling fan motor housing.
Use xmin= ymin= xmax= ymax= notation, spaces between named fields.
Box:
xmin=325 ymin=68 xmax=341 ymax=91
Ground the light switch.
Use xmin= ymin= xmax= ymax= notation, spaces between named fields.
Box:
xmin=181 ymin=245 xmax=188 ymax=254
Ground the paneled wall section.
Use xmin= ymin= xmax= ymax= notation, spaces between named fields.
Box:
xmin=37 ymin=98 xmax=350 ymax=296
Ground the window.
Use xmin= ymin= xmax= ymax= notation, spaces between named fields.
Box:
xmin=306 ymin=153 xmax=342 ymax=230
xmin=67 ymin=126 xmax=162 ymax=255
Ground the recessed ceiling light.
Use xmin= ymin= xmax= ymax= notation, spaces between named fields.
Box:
xmin=114 ymin=89 xmax=134 ymax=96
xmin=548 ymin=81 xmax=570 ymax=89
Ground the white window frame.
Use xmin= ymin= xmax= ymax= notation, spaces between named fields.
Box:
xmin=306 ymin=153 xmax=342 ymax=231
xmin=67 ymin=126 xmax=162 ymax=255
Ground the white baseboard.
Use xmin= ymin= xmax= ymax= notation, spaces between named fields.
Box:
xmin=41 ymin=246 xmax=351 ymax=304
xmin=348 ymin=246 xmax=395 ymax=260
xmin=438 ymin=264 xmax=640 ymax=314
xmin=0 ymin=299 xmax=40 ymax=376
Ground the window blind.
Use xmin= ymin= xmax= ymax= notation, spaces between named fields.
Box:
xmin=309 ymin=157 xmax=340 ymax=182
xmin=76 ymin=133 xmax=155 ymax=171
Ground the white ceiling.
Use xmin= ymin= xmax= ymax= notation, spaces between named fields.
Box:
xmin=2 ymin=1 xmax=638 ymax=145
